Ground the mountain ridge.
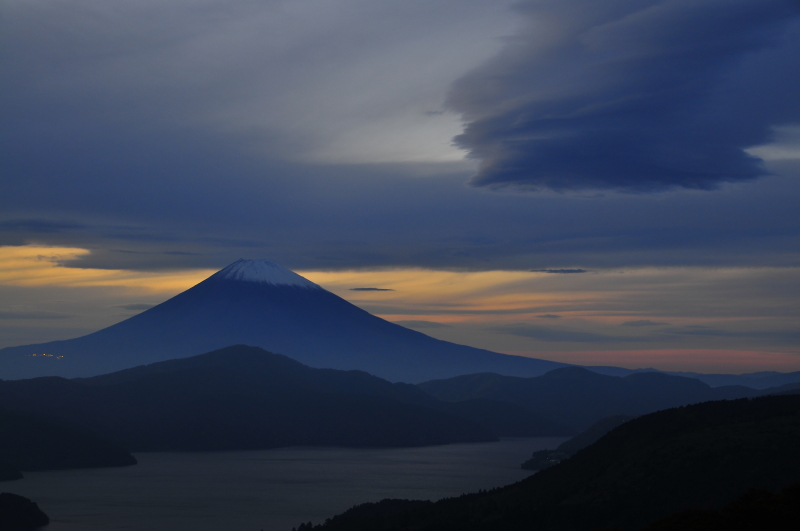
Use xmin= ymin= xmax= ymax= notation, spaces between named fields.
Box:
xmin=0 ymin=345 xmax=570 ymax=451
xmin=418 ymin=366 xmax=762 ymax=431
xmin=0 ymin=260 xmax=566 ymax=382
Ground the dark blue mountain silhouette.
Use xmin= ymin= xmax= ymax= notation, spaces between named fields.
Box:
xmin=0 ymin=260 xmax=566 ymax=381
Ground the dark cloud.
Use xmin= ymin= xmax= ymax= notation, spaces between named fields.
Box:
xmin=196 ymin=237 xmax=265 ymax=249
xmin=531 ymin=269 xmax=587 ymax=274
xmin=0 ymin=219 xmax=87 ymax=246
xmin=0 ymin=1 xmax=798 ymax=273
xmin=448 ymin=0 xmax=800 ymax=192
xmin=393 ymin=320 xmax=452 ymax=329
xmin=350 ymin=287 xmax=396 ymax=292
xmin=3 ymin=152 xmax=800 ymax=271
xmin=621 ymin=319 xmax=669 ymax=327
xmin=0 ymin=219 xmax=86 ymax=233
xmin=536 ymin=314 xmax=561 ymax=319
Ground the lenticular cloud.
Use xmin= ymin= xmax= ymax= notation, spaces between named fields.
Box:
xmin=447 ymin=0 xmax=800 ymax=192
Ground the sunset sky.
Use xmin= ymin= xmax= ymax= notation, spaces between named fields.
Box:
xmin=2 ymin=0 xmax=799 ymax=373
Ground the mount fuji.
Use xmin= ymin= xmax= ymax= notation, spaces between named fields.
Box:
xmin=0 ymin=259 xmax=567 ymax=382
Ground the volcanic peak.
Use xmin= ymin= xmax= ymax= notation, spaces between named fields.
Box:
xmin=212 ymin=259 xmax=320 ymax=289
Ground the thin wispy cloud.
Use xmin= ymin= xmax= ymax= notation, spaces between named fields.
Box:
xmin=350 ymin=287 xmax=396 ymax=292
xmin=393 ymin=320 xmax=452 ymax=329
xmin=665 ymin=326 xmax=800 ymax=342
xmin=492 ymin=323 xmax=646 ymax=343
xmin=531 ymin=269 xmax=587 ymax=274
xmin=621 ymin=320 xmax=669 ymax=327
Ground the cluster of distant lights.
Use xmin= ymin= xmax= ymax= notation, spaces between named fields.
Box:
xmin=29 ymin=353 xmax=65 ymax=360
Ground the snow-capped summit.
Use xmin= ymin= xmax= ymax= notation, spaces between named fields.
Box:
xmin=213 ymin=259 xmax=320 ymax=289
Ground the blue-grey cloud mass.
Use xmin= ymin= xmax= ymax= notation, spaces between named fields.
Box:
xmin=0 ymin=0 xmax=798 ymax=273
xmin=448 ymin=0 xmax=800 ymax=191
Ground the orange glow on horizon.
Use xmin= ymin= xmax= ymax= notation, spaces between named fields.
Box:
xmin=0 ymin=245 xmax=215 ymax=293
xmin=300 ymin=268 xmax=576 ymax=324
xmin=1 ymin=246 xmax=797 ymax=374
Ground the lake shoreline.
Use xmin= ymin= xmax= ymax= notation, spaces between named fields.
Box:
xmin=7 ymin=437 xmax=566 ymax=531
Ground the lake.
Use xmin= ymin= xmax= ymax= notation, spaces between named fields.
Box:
xmin=5 ymin=437 xmax=566 ymax=531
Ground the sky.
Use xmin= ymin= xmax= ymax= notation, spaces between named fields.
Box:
xmin=1 ymin=0 xmax=799 ymax=373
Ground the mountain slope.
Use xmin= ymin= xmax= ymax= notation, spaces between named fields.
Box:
xmin=590 ymin=365 xmax=800 ymax=390
xmin=521 ymin=414 xmax=633 ymax=470
xmin=0 ymin=260 xmax=565 ymax=382
xmin=419 ymin=367 xmax=760 ymax=431
xmin=301 ymin=394 xmax=800 ymax=531
xmin=0 ymin=345 xmax=562 ymax=451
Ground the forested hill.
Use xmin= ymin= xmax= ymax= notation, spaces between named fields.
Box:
xmin=0 ymin=345 xmax=567 ymax=452
xmin=297 ymin=394 xmax=800 ymax=531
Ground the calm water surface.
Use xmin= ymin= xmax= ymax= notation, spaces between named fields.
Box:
xmin=8 ymin=437 xmax=566 ymax=531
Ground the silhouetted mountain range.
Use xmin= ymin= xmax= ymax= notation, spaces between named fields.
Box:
xmin=4 ymin=344 xmax=789 ymax=455
xmin=0 ymin=260 xmax=565 ymax=382
xmin=0 ymin=345 xmax=568 ymax=452
xmin=588 ymin=365 xmax=800 ymax=390
xmin=4 ymin=342 xmax=794 ymax=459
xmin=418 ymin=367 xmax=762 ymax=431
xmin=296 ymin=394 xmax=800 ymax=531
xmin=3 ymin=260 xmax=799 ymax=390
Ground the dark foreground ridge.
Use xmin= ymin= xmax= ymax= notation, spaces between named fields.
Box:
xmin=0 ymin=345 xmax=570 ymax=452
xmin=295 ymin=394 xmax=800 ymax=531
xmin=645 ymin=482 xmax=800 ymax=530
xmin=0 ymin=492 xmax=49 ymax=530
xmin=521 ymin=414 xmax=633 ymax=470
